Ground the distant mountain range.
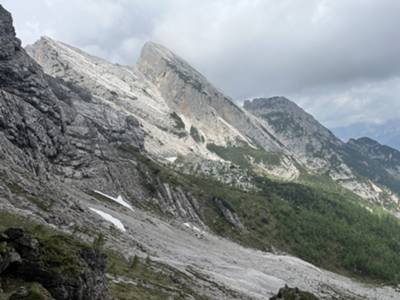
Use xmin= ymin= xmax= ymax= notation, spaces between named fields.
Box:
xmin=333 ymin=119 xmax=400 ymax=150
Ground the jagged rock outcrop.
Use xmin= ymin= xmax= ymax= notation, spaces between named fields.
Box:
xmin=0 ymin=228 xmax=109 ymax=300
xmin=0 ymin=4 xmax=143 ymax=182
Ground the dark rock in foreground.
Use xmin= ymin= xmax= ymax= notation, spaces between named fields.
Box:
xmin=270 ymin=285 xmax=319 ymax=300
xmin=0 ymin=227 xmax=110 ymax=300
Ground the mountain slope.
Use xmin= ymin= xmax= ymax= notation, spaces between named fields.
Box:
xmin=244 ymin=97 xmax=342 ymax=171
xmin=244 ymin=97 xmax=400 ymax=207
xmin=137 ymin=42 xmax=284 ymax=152
xmin=345 ymin=137 xmax=400 ymax=197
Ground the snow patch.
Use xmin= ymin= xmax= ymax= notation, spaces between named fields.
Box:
xmin=93 ymin=190 xmax=134 ymax=211
xmin=89 ymin=208 xmax=126 ymax=232
xmin=371 ymin=182 xmax=383 ymax=193
xmin=165 ymin=156 xmax=177 ymax=163
xmin=365 ymin=206 xmax=374 ymax=213
xmin=183 ymin=222 xmax=204 ymax=234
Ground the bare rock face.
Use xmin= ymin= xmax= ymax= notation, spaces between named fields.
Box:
xmin=137 ymin=42 xmax=284 ymax=151
xmin=25 ymin=37 xmax=216 ymax=160
xmin=244 ymin=97 xmax=343 ymax=172
xmin=0 ymin=4 xmax=144 ymax=181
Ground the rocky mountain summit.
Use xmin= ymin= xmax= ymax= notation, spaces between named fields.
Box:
xmin=1 ymin=4 xmax=400 ymax=299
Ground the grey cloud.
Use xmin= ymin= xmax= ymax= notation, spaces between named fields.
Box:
xmin=2 ymin=0 xmax=400 ymax=127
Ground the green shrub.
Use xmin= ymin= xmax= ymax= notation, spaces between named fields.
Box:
xmin=170 ymin=112 xmax=185 ymax=130
xmin=190 ymin=126 xmax=204 ymax=143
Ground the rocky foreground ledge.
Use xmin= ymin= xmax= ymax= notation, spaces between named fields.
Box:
xmin=0 ymin=227 xmax=110 ymax=300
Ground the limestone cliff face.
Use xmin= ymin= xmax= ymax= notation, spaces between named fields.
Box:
xmin=137 ymin=42 xmax=284 ymax=152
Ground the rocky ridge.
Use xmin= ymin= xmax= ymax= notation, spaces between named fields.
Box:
xmin=244 ymin=97 xmax=400 ymax=207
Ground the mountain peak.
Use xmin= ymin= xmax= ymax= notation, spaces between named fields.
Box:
xmin=141 ymin=41 xmax=173 ymax=58
xmin=243 ymin=96 xmax=303 ymax=112
xmin=349 ymin=137 xmax=381 ymax=147
xmin=138 ymin=40 xmax=207 ymax=87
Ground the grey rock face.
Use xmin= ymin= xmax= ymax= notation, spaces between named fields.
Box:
xmin=0 ymin=4 xmax=144 ymax=186
xmin=137 ymin=42 xmax=284 ymax=151
xmin=244 ymin=97 xmax=342 ymax=171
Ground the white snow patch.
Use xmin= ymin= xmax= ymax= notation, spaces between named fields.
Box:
xmin=93 ymin=190 xmax=134 ymax=211
xmin=183 ymin=222 xmax=204 ymax=234
xmin=371 ymin=182 xmax=383 ymax=193
xmin=89 ymin=208 xmax=126 ymax=232
xmin=365 ymin=206 xmax=374 ymax=213
xmin=165 ymin=156 xmax=177 ymax=163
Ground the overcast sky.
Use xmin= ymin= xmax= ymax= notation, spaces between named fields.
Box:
xmin=2 ymin=0 xmax=400 ymax=128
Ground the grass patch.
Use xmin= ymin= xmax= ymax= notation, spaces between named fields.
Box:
xmin=170 ymin=112 xmax=185 ymax=130
xmin=0 ymin=279 xmax=51 ymax=300
xmin=5 ymin=182 xmax=53 ymax=211
xmin=206 ymin=143 xmax=281 ymax=168
xmin=190 ymin=126 xmax=204 ymax=143
xmin=106 ymin=250 xmax=209 ymax=300
xmin=0 ymin=212 xmax=88 ymax=276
